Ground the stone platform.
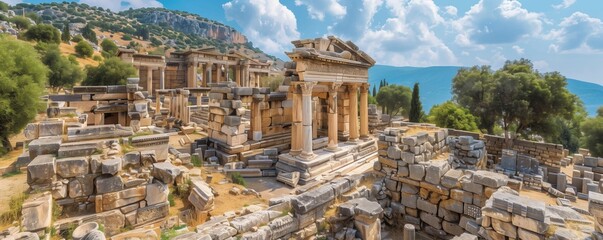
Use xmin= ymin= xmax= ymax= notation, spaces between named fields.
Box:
xmin=276 ymin=138 xmax=377 ymax=185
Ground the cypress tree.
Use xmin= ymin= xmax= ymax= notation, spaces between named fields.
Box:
xmin=409 ymin=82 xmax=423 ymax=122
xmin=372 ymin=85 xmax=376 ymax=97
xmin=62 ymin=23 xmax=71 ymax=43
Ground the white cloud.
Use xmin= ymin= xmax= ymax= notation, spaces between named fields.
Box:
xmin=547 ymin=12 xmax=603 ymax=53
xmin=328 ymin=0 xmax=383 ymax=40
xmin=347 ymin=0 xmax=456 ymax=66
xmin=294 ymin=0 xmax=346 ymax=21
xmin=2 ymin=0 xmax=21 ymax=5
xmin=512 ymin=45 xmax=524 ymax=54
xmin=223 ymin=0 xmax=300 ymax=56
xmin=453 ymin=0 xmax=543 ymax=46
xmin=553 ymin=0 xmax=576 ymax=9
xmin=533 ymin=60 xmax=550 ymax=71
xmin=78 ymin=0 xmax=162 ymax=12
xmin=445 ymin=6 xmax=457 ymax=16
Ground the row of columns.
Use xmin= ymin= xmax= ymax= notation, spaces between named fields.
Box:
xmin=145 ymin=66 xmax=165 ymax=97
xmin=187 ymin=62 xmax=262 ymax=88
xmin=290 ymin=81 xmax=370 ymax=160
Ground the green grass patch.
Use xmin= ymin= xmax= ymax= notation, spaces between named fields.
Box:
xmin=168 ymin=192 xmax=175 ymax=207
xmin=0 ymin=192 xmax=28 ymax=225
xmin=160 ymin=225 xmax=187 ymax=240
xmin=230 ymin=172 xmax=247 ymax=187
xmin=2 ymin=169 xmax=22 ymax=178
xmin=191 ymin=154 xmax=203 ymax=167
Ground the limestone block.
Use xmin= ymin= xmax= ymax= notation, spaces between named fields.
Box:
xmin=188 ymin=180 xmax=214 ymax=212
xmin=55 ymin=157 xmax=89 ymax=178
xmin=224 ymin=116 xmax=241 ymax=126
xmin=491 ymin=218 xmax=517 ymax=238
xmin=140 ymin=150 xmax=157 ymax=166
xmin=95 ymin=175 xmax=124 ymax=194
xmin=482 ymin=200 xmax=511 ymax=222
xmin=229 ymin=211 xmax=270 ymax=233
xmin=387 ymin=146 xmax=402 ymax=160
xmin=101 ymin=186 xmax=146 ymax=211
xmin=51 ymin=180 xmax=68 ymax=199
xmin=402 ymin=152 xmax=416 ymax=164
xmin=354 ymin=218 xmax=381 ymax=240
xmin=21 ymin=193 xmax=52 ymax=232
xmin=152 ymin=162 xmax=181 ymax=185
xmin=511 ymin=214 xmax=549 ymax=233
xmin=443 ymin=221 xmax=465 ymax=236
xmin=425 ymin=161 xmax=450 ymax=185
xmin=420 ymin=212 xmax=442 ymax=229
xmin=68 ymin=174 xmax=96 ymax=198
xmin=403 ymin=137 xmax=417 ymax=146
xmin=291 ymin=185 xmax=335 ymax=214
xmin=472 ymin=171 xmax=508 ymax=188
xmin=517 ymin=227 xmax=544 ymax=240
xmin=123 ymin=151 xmax=141 ymax=168
xmin=268 ymin=215 xmax=299 ymax=239
xmin=89 ymin=155 xmax=102 ymax=174
xmin=96 ymin=209 xmax=126 ymax=236
xmin=27 ymin=154 xmax=56 ymax=185
xmin=462 ymin=180 xmax=483 ymax=195
xmin=28 ymin=137 xmax=62 ymax=160
xmin=135 ymin=202 xmax=169 ymax=226
xmin=440 ymin=199 xmax=464 ymax=214
xmin=409 ymin=164 xmax=425 ymax=181
xmin=102 ymin=158 xmax=122 ymax=175
xmin=38 ymin=121 xmax=64 ymax=137
xmin=417 ymin=198 xmax=438 ymax=215
xmin=146 ymin=181 xmax=169 ymax=206
xmin=441 ymin=169 xmax=463 ymax=189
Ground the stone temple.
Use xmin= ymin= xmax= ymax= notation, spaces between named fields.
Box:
xmin=2 ymin=36 xmax=602 ymax=240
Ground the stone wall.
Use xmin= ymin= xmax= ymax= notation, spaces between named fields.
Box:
xmin=447 ymin=129 xmax=565 ymax=167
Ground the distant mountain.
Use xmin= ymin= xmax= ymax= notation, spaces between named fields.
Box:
xmin=368 ymin=65 xmax=603 ymax=116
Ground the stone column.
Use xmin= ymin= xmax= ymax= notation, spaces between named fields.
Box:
xmin=244 ymin=64 xmax=250 ymax=86
xmin=155 ymin=91 xmax=161 ymax=115
xmin=300 ymin=81 xmax=316 ymax=160
xmin=327 ymin=82 xmax=342 ymax=151
xmin=181 ymin=90 xmax=190 ymax=124
xmin=290 ymin=85 xmax=302 ymax=156
xmin=206 ymin=63 xmax=212 ymax=85
xmin=403 ymin=224 xmax=415 ymax=240
xmin=188 ymin=63 xmax=197 ymax=88
xmin=256 ymin=73 xmax=261 ymax=87
xmin=146 ymin=67 xmax=153 ymax=96
xmin=217 ymin=64 xmax=223 ymax=83
xmin=360 ymin=83 xmax=369 ymax=139
xmin=349 ymin=83 xmax=359 ymax=141
xmin=251 ymin=99 xmax=262 ymax=141
xmin=159 ymin=67 xmax=165 ymax=89
xmin=196 ymin=93 xmax=202 ymax=106
xmin=235 ymin=65 xmax=241 ymax=86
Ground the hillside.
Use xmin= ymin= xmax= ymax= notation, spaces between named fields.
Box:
xmin=5 ymin=2 xmax=278 ymax=63
xmin=368 ymin=65 xmax=603 ymax=116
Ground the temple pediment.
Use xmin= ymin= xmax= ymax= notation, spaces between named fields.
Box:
xmin=287 ymin=36 xmax=376 ymax=67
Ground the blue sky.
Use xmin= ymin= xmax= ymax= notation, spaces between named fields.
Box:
xmin=8 ymin=0 xmax=603 ymax=85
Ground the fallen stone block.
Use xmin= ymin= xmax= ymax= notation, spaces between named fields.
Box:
xmin=21 ymin=192 xmax=52 ymax=232
xmin=27 ymin=154 xmax=56 ymax=185
xmin=55 ymin=157 xmax=89 ymax=178
xmin=152 ymin=162 xmax=181 ymax=185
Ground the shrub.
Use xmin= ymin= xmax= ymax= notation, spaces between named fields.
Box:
xmin=230 ymin=172 xmax=247 ymax=187
xmin=191 ymin=154 xmax=203 ymax=167
xmin=122 ymin=34 xmax=132 ymax=40
xmin=75 ymin=41 xmax=94 ymax=58
xmin=71 ymin=35 xmax=84 ymax=42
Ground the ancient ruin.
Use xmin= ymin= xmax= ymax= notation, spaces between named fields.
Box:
xmin=1 ymin=36 xmax=602 ymax=240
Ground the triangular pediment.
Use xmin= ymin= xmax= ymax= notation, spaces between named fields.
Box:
xmin=289 ymin=36 xmax=375 ymax=66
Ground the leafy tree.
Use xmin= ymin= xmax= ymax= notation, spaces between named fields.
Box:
xmin=82 ymin=57 xmax=136 ymax=86
xmin=25 ymin=12 xmax=41 ymax=24
xmin=41 ymin=45 xmax=83 ymax=92
xmin=81 ymin=24 xmax=97 ymax=44
xmin=376 ymin=84 xmax=412 ymax=117
xmin=150 ymin=36 xmax=162 ymax=47
xmin=0 ymin=36 xmax=48 ymax=153
xmin=100 ymin=38 xmax=118 ymax=58
xmin=71 ymin=35 xmax=84 ymax=42
xmin=452 ymin=65 xmax=497 ymax=134
xmin=61 ymin=23 xmax=71 ymax=42
xmin=427 ymin=101 xmax=479 ymax=132
xmin=24 ymin=24 xmax=61 ymax=44
xmin=135 ymin=26 xmax=150 ymax=40
xmin=9 ymin=16 xmax=31 ymax=30
xmin=582 ymin=109 xmax=603 ymax=157
xmin=0 ymin=1 xmax=9 ymax=11
xmin=409 ymin=83 xmax=424 ymax=122
xmin=122 ymin=34 xmax=132 ymax=41
xmin=75 ymin=40 xmax=93 ymax=58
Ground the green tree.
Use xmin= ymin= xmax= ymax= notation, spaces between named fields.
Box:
xmin=61 ymin=24 xmax=71 ymax=42
xmin=9 ymin=16 xmax=31 ymax=30
xmin=135 ymin=26 xmax=150 ymax=40
xmin=372 ymin=85 xmax=376 ymax=97
xmin=25 ymin=12 xmax=41 ymax=24
xmin=24 ymin=24 xmax=61 ymax=44
xmin=452 ymin=65 xmax=497 ymax=134
xmin=427 ymin=101 xmax=479 ymax=132
xmin=582 ymin=109 xmax=603 ymax=157
xmin=409 ymin=82 xmax=424 ymax=122
xmin=81 ymin=24 xmax=97 ymax=44
xmin=100 ymin=38 xmax=118 ymax=58
xmin=150 ymin=37 xmax=162 ymax=47
xmin=41 ymin=45 xmax=84 ymax=92
xmin=75 ymin=40 xmax=94 ymax=58
xmin=0 ymin=36 xmax=48 ymax=153
xmin=0 ymin=1 xmax=9 ymax=11
xmin=82 ymin=57 xmax=136 ymax=86
xmin=71 ymin=35 xmax=84 ymax=43
xmin=376 ymin=84 xmax=412 ymax=117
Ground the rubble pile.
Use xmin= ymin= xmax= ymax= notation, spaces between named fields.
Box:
xmin=448 ymin=136 xmax=487 ymax=169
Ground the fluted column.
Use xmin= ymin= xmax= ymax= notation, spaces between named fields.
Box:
xmin=360 ymin=83 xmax=369 ymax=139
xmin=327 ymin=82 xmax=342 ymax=151
xmin=290 ymin=85 xmax=302 ymax=156
xmin=159 ymin=67 xmax=165 ymax=89
xmin=349 ymin=83 xmax=359 ymax=141
xmin=146 ymin=67 xmax=153 ymax=96
xmin=300 ymin=81 xmax=317 ymax=160
xmin=206 ymin=63 xmax=212 ymax=85
xmin=251 ymin=98 xmax=262 ymax=141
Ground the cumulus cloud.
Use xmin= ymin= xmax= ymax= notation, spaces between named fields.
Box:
xmin=445 ymin=6 xmax=457 ymax=16
xmin=453 ymin=0 xmax=543 ymax=47
xmin=78 ymin=0 xmax=162 ymax=12
xmin=512 ymin=45 xmax=524 ymax=54
xmin=223 ymin=0 xmax=300 ymax=56
xmin=2 ymin=0 xmax=21 ymax=5
xmin=547 ymin=12 xmax=603 ymax=53
xmin=345 ymin=0 xmax=456 ymax=66
xmin=328 ymin=0 xmax=382 ymax=40
xmin=553 ymin=0 xmax=576 ymax=9
xmin=295 ymin=0 xmax=347 ymax=21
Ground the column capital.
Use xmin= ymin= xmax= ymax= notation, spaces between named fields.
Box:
xmin=299 ymin=81 xmax=317 ymax=96
xmin=328 ymin=82 xmax=343 ymax=94
xmin=360 ymin=83 xmax=370 ymax=93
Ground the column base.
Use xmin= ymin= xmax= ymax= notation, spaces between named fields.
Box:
xmin=348 ymin=138 xmax=359 ymax=143
xmin=325 ymin=146 xmax=339 ymax=152
xmin=360 ymin=135 xmax=371 ymax=140
xmin=289 ymin=150 xmax=302 ymax=156
xmin=298 ymin=152 xmax=316 ymax=161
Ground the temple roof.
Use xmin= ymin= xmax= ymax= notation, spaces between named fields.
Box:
xmin=287 ymin=36 xmax=376 ymax=67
